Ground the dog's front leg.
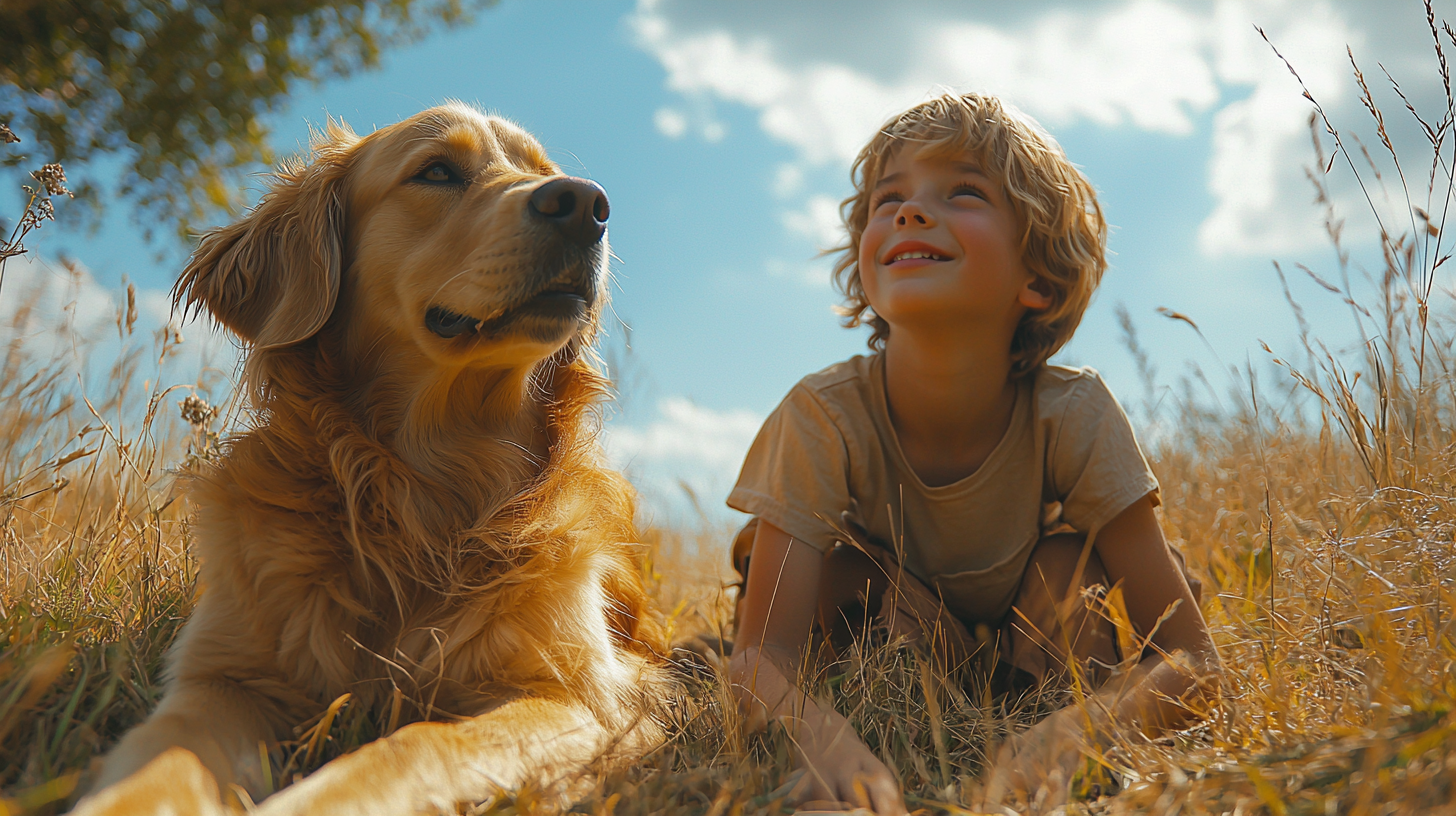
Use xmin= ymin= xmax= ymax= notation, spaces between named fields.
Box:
xmin=72 ymin=681 xmax=281 ymax=816
xmin=256 ymin=697 xmax=632 ymax=816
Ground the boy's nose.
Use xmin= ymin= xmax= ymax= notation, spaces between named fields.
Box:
xmin=894 ymin=199 xmax=934 ymax=227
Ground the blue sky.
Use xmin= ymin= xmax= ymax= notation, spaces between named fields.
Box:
xmin=7 ymin=0 xmax=1449 ymax=522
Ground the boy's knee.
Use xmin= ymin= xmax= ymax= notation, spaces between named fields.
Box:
xmin=820 ymin=543 xmax=886 ymax=610
xmin=1006 ymin=533 xmax=1119 ymax=681
xmin=1018 ymin=533 xmax=1106 ymax=606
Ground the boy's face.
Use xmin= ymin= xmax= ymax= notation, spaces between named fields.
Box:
xmin=858 ymin=146 xmax=1050 ymax=343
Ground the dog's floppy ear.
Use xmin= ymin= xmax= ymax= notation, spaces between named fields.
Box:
xmin=175 ymin=124 xmax=357 ymax=349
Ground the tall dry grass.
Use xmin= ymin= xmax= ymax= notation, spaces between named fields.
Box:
xmin=7 ymin=7 xmax=1456 ymax=815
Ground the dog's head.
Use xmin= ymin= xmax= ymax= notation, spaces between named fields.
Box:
xmin=177 ymin=103 xmax=610 ymax=402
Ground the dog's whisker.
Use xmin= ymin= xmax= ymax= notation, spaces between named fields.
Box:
xmin=424 ymin=267 xmax=483 ymax=310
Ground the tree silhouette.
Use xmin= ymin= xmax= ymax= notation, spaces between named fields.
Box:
xmin=0 ymin=0 xmax=487 ymax=240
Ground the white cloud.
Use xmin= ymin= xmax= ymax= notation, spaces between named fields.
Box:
xmin=930 ymin=3 xmax=1219 ymax=136
xmin=652 ymin=103 xmax=726 ymax=142
xmin=632 ymin=13 xmax=905 ymax=167
xmin=765 ymin=257 xmax=833 ymax=287
xmin=604 ymin=396 xmax=763 ymax=522
xmin=653 ymin=107 xmax=688 ymax=138
xmin=1198 ymin=4 xmax=1360 ymax=254
xmin=630 ymin=0 xmax=1389 ymax=257
xmin=782 ymin=194 xmax=844 ymax=251
xmin=0 ymin=254 xmax=239 ymax=392
xmin=700 ymin=119 xmax=726 ymax=142
xmin=607 ymin=396 xmax=761 ymax=472
xmin=772 ymin=163 xmax=804 ymax=198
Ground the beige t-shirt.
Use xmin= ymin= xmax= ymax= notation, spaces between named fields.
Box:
xmin=727 ymin=354 xmax=1159 ymax=625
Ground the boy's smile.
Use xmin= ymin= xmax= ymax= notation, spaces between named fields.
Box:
xmin=881 ymin=239 xmax=953 ymax=269
xmin=858 ymin=147 xmax=1049 ymax=338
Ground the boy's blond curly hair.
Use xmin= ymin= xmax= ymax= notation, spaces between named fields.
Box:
xmin=832 ymin=93 xmax=1107 ymax=376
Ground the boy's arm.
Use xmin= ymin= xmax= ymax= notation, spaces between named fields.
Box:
xmin=988 ymin=495 xmax=1222 ymax=802
xmin=1095 ymin=493 xmax=1223 ymax=719
xmin=730 ymin=520 xmax=907 ymax=816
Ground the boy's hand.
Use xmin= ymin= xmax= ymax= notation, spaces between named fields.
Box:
xmin=782 ymin=707 xmax=907 ymax=816
xmin=983 ymin=705 xmax=1091 ymax=808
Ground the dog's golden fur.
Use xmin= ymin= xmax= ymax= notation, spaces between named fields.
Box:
xmin=73 ymin=104 xmax=672 ymax=815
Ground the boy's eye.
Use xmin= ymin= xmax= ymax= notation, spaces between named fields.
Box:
xmin=950 ymin=183 xmax=986 ymax=200
xmin=872 ymin=192 xmax=903 ymax=210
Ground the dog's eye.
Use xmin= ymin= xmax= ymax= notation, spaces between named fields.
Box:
xmin=414 ymin=162 xmax=464 ymax=185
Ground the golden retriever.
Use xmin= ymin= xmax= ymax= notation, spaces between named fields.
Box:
xmin=72 ymin=103 xmax=672 ymax=816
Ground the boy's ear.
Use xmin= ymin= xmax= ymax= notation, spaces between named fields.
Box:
xmin=1018 ymin=275 xmax=1054 ymax=311
xmin=173 ymin=134 xmax=355 ymax=350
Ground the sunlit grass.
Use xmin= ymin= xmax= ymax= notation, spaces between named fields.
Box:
xmin=7 ymin=344 xmax=1455 ymax=815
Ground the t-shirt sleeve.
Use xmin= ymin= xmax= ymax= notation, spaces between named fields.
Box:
xmin=1046 ymin=371 xmax=1160 ymax=534
xmin=726 ymin=385 xmax=850 ymax=553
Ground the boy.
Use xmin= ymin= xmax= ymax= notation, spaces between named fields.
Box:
xmin=726 ymin=93 xmax=1220 ymax=813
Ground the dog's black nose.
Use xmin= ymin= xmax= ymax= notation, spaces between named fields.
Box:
xmin=528 ymin=177 xmax=609 ymax=246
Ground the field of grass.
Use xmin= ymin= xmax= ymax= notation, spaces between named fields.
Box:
xmin=6 ymin=16 xmax=1456 ymax=816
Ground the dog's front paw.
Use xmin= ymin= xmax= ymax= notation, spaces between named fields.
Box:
xmin=70 ymin=747 xmax=229 ymax=816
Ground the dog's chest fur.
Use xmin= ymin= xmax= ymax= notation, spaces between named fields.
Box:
xmin=171 ymin=385 xmax=662 ymax=729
